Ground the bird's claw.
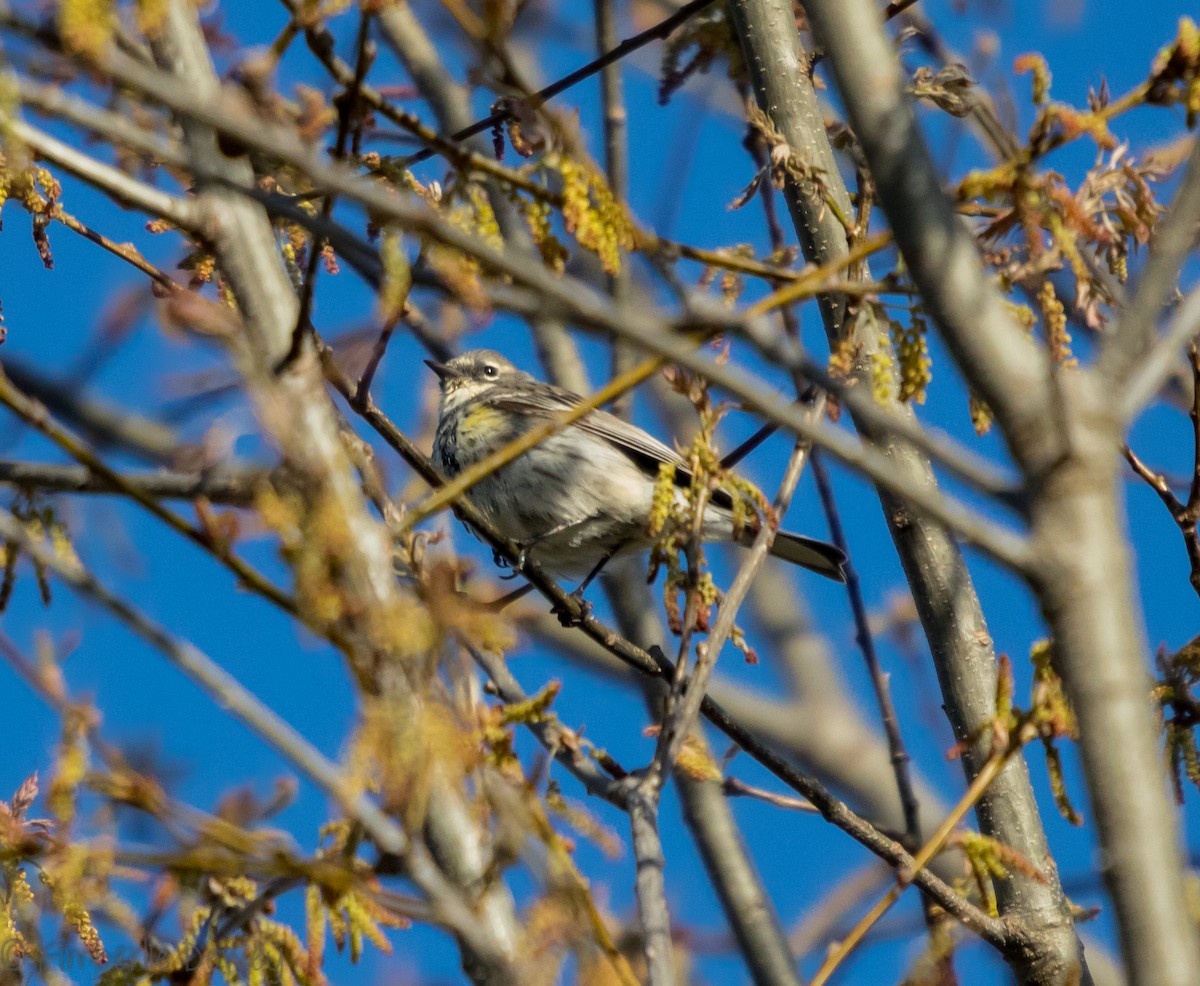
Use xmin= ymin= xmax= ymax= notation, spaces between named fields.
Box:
xmin=552 ymin=589 xmax=593 ymax=627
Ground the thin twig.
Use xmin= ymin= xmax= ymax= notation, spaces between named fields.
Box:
xmin=354 ymin=317 xmax=398 ymax=403
xmin=283 ymin=7 xmax=375 ymax=368
xmin=399 ymin=0 xmax=721 ymax=167
xmin=789 ymin=862 xmax=893 ymax=958
xmin=1 ymin=358 xmax=180 ymax=464
xmin=1121 ymin=279 xmax=1200 ymax=421
xmin=722 ymin=776 xmax=818 ymax=813
xmin=652 ymin=401 xmax=824 ymax=790
xmin=808 ymin=748 xmax=1014 ymax=986
xmin=1123 ymin=344 xmax=1200 ymax=598
xmin=594 ymin=0 xmax=636 ymax=419
xmin=811 ymin=450 xmax=922 ymax=845
xmin=8 ymin=119 xmax=200 ymax=233
xmin=458 ymin=633 xmax=630 ymax=806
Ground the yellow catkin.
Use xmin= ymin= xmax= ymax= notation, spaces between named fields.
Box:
xmin=1038 ymin=280 xmax=1076 ymax=366
xmin=890 ymin=315 xmax=932 ymax=403
xmin=646 ymin=462 xmax=678 ymax=539
xmin=869 ymin=346 xmax=894 ymax=404
xmin=57 ymin=0 xmax=117 ymax=56
xmin=134 ymin=0 xmax=169 ymax=36
xmin=518 ymin=195 xmax=569 ymax=274
xmin=551 ymin=154 xmax=633 ymax=275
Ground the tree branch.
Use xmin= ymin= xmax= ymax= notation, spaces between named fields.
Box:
xmin=1120 ymin=279 xmax=1200 ymax=421
xmin=796 ymin=0 xmax=1053 ymax=471
xmin=0 ymin=461 xmax=260 ymax=503
xmin=147 ymin=5 xmax=524 ymax=980
xmin=793 ymin=0 xmax=1199 ymax=982
xmin=728 ymin=2 xmax=1087 ymax=983
xmin=624 ymin=787 xmax=675 ymax=985
xmin=811 ymin=450 xmax=921 ymax=846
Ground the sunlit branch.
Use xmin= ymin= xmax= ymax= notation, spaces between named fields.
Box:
xmin=0 ymin=460 xmax=262 ymax=504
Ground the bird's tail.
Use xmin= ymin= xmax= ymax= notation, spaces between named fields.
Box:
xmin=738 ymin=529 xmax=846 ymax=581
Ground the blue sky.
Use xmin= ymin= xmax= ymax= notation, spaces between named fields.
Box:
xmin=1 ymin=1 xmax=1197 ymax=983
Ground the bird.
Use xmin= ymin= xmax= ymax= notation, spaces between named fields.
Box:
xmin=427 ymin=349 xmax=846 ymax=593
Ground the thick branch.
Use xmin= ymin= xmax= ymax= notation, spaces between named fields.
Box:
xmin=798 ymin=0 xmax=1053 ymax=471
xmin=728 ymin=2 xmax=1086 ymax=983
xmin=147 ymin=5 xmax=524 ymax=981
xmin=792 ymin=0 xmax=1200 ymax=983
xmin=1028 ymin=397 xmax=1200 ymax=986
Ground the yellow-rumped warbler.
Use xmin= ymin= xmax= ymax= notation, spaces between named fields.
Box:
xmin=428 ymin=349 xmax=846 ymax=589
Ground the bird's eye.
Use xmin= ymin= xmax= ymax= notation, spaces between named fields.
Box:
xmin=483 ymin=364 xmax=498 ymax=378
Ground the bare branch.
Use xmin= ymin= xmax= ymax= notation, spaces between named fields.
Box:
xmin=602 ymin=570 xmax=805 ymax=986
xmin=458 ymin=634 xmax=630 ymax=807
xmin=810 ymin=748 xmax=1015 ymax=986
xmin=0 ymin=460 xmax=260 ymax=503
xmin=811 ymin=450 xmax=921 ymax=845
xmin=593 ymin=0 xmax=636 ymax=418
xmin=1 ymin=358 xmax=181 ymax=464
xmin=625 ymin=787 xmax=675 ymax=985
xmin=677 ymin=770 xmax=805 ymax=986
xmin=784 ymin=0 xmax=1199 ymax=981
xmin=11 ymin=119 xmax=200 ymax=234
xmin=0 ymin=365 xmax=306 ymax=628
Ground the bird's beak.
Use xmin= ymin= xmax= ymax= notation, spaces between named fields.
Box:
xmin=425 ymin=359 xmax=456 ymax=381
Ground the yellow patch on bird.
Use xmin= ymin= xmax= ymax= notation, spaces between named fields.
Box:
xmin=462 ymin=404 xmax=502 ymax=431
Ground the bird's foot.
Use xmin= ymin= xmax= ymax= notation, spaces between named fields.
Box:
xmin=552 ymin=588 xmax=593 ymax=627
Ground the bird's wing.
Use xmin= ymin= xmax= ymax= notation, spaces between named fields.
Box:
xmin=491 ymin=387 xmax=739 ymax=511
